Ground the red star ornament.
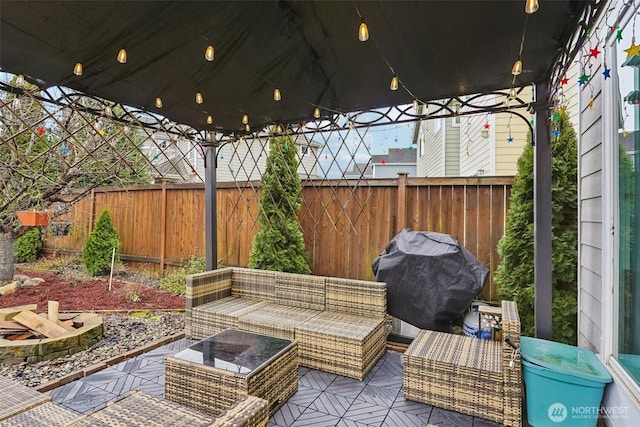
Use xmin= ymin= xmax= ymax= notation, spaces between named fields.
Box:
xmin=589 ymin=47 xmax=601 ymax=58
xmin=561 ymin=77 xmax=569 ymax=85
xmin=483 ymin=123 xmax=490 ymax=129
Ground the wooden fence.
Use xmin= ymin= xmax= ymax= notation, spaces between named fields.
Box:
xmin=43 ymin=176 xmax=512 ymax=301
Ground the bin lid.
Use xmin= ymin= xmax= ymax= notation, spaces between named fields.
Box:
xmin=520 ymin=337 xmax=612 ymax=384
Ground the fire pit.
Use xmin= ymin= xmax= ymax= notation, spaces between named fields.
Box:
xmin=0 ymin=302 xmax=104 ymax=365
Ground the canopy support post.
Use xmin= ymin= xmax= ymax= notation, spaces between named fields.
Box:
xmin=533 ymin=81 xmax=553 ymax=340
xmin=204 ymin=134 xmax=218 ymax=271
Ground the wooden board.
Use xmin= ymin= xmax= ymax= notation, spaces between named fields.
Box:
xmin=0 ymin=321 xmax=30 ymax=331
xmin=0 ymin=304 xmax=38 ymax=322
xmin=13 ymin=311 xmax=70 ymax=338
xmin=57 ymin=319 xmax=76 ymax=332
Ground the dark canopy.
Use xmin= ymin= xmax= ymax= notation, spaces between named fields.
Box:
xmin=1 ymin=1 xmax=587 ymax=133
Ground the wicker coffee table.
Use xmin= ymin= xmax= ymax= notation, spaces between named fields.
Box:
xmin=165 ymin=328 xmax=298 ymax=417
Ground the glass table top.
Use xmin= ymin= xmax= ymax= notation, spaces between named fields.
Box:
xmin=172 ymin=329 xmax=294 ymax=375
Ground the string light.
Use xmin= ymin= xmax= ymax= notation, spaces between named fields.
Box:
xmin=195 ymin=92 xmax=203 ymax=104
xmin=313 ymin=107 xmax=321 ymax=119
xmin=245 ymin=124 xmax=250 ymax=132
xmin=15 ymin=74 xmax=25 ymax=87
xmin=207 ymin=115 xmax=213 ymax=125
xmin=511 ymin=59 xmax=523 ymax=75
xmin=273 ymin=88 xmax=282 ymax=101
xmin=117 ymin=48 xmax=127 ymax=64
xmin=242 ymin=114 xmax=249 ymax=124
xmin=524 ymin=0 xmax=539 ymax=14
xmin=510 ymin=87 xmax=518 ymax=98
xmin=390 ymin=75 xmax=399 ymax=91
xmin=205 ymin=45 xmax=215 ymax=61
xmin=73 ymin=63 xmax=83 ymax=76
xmin=155 ymin=97 xmax=163 ymax=108
xmin=358 ymin=20 xmax=369 ymax=42
xmin=104 ymin=105 xmax=112 ymax=117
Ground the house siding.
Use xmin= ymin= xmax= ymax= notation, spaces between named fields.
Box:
xmin=444 ymin=117 xmax=460 ymax=176
xmin=422 ymin=118 xmax=445 ymax=176
xmin=494 ymin=87 xmax=531 ymax=176
xmin=578 ymin=64 xmax=603 ymax=355
xmin=460 ymin=109 xmax=490 ymax=176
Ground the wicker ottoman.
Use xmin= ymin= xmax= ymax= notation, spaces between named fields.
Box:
xmin=165 ymin=328 xmax=298 ymax=417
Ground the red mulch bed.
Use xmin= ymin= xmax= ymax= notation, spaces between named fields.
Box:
xmin=1 ymin=270 xmax=185 ymax=312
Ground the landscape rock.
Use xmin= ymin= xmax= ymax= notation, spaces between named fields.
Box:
xmin=21 ymin=278 xmax=45 ymax=288
xmin=0 ymin=281 xmax=21 ymax=296
xmin=13 ymin=274 xmax=30 ymax=283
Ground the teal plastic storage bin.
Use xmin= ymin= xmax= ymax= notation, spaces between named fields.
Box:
xmin=520 ymin=337 xmax=612 ymax=426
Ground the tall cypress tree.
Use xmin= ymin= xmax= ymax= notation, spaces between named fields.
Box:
xmin=248 ymin=133 xmax=311 ymax=274
xmin=495 ymin=110 xmax=578 ymax=344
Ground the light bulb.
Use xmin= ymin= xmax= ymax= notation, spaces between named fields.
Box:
xmin=117 ymin=48 xmax=127 ymax=64
xmin=245 ymin=124 xmax=250 ymax=132
xmin=511 ymin=59 xmax=522 ymax=76
xmin=412 ymin=99 xmax=419 ymax=110
xmin=15 ymin=74 xmax=25 ymax=87
xmin=205 ymin=45 xmax=215 ymax=61
xmin=273 ymin=88 xmax=281 ymax=101
xmin=313 ymin=108 xmax=321 ymax=119
xmin=358 ymin=21 xmax=369 ymax=42
xmin=390 ymin=76 xmax=399 ymax=91
xmin=525 ymin=0 xmax=539 ymax=14
xmin=104 ymin=106 xmax=113 ymax=117
xmin=207 ymin=115 xmax=213 ymax=125
xmin=242 ymin=114 xmax=249 ymax=124
xmin=195 ymin=92 xmax=203 ymax=104
xmin=155 ymin=97 xmax=163 ymax=108
xmin=510 ymin=87 xmax=517 ymax=98
xmin=73 ymin=63 xmax=83 ymax=76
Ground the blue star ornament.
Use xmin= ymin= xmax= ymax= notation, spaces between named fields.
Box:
xmin=507 ymin=136 xmax=514 ymax=143
xmin=603 ymin=67 xmax=611 ymax=79
xmin=553 ymin=129 xmax=561 ymax=138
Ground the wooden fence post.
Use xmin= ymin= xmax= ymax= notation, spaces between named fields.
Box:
xmin=159 ymin=181 xmax=167 ymax=274
xmin=396 ymin=172 xmax=408 ymax=232
xmin=89 ymin=189 xmax=96 ymax=233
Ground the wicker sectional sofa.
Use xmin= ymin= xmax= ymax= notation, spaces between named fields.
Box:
xmin=0 ymin=374 xmax=270 ymax=427
xmin=185 ymin=267 xmax=388 ymax=380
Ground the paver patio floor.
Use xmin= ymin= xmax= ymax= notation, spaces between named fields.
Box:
xmin=46 ymin=338 xmax=511 ymax=426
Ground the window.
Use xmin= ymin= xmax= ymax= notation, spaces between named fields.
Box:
xmin=300 ymin=145 xmax=310 ymax=156
xmin=614 ymin=16 xmax=640 ymax=386
xmin=433 ymin=118 xmax=442 ymax=133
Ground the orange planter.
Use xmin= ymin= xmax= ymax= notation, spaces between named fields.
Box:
xmin=16 ymin=211 xmax=49 ymax=226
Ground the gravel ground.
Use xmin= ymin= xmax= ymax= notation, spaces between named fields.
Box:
xmin=0 ymin=311 xmax=184 ymax=387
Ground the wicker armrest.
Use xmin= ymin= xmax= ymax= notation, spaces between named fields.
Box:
xmin=186 ymin=268 xmax=234 ymax=311
xmin=501 ymin=300 xmax=522 ymax=427
xmin=210 ymin=395 xmax=269 ymax=427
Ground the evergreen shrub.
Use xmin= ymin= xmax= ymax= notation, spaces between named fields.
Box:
xmin=495 ymin=110 xmax=578 ymax=345
xmin=83 ymin=209 xmax=120 ymax=276
xmin=248 ymin=133 xmax=311 ymax=273
xmin=13 ymin=227 xmax=42 ymax=263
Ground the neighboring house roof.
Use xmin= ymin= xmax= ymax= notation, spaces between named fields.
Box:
xmin=150 ymin=153 xmax=192 ymax=182
xmin=343 ymin=161 xmax=373 ymax=178
xmin=371 ymin=147 xmax=417 ymax=164
xmin=293 ymin=134 xmax=323 ymax=148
